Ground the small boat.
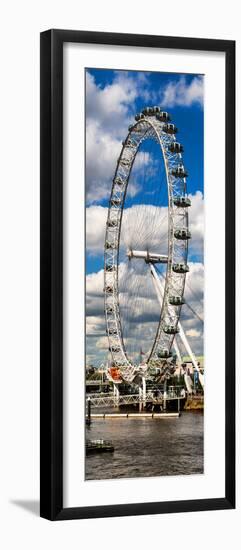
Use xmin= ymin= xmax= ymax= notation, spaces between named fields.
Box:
xmin=86 ymin=439 xmax=114 ymax=454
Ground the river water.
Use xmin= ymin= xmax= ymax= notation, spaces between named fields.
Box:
xmin=85 ymin=411 xmax=204 ymax=480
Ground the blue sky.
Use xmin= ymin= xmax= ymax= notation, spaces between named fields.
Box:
xmin=85 ymin=68 xmax=204 ymax=365
xmin=87 ymin=68 xmax=203 ymax=197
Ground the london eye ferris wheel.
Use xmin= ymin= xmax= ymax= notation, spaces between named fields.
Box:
xmin=104 ymin=106 xmax=192 ymax=384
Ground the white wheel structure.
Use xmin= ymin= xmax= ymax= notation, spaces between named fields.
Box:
xmin=104 ymin=106 xmax=191 ymax=384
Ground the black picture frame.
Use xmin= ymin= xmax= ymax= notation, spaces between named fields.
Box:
xmin=40 ymin=29 xmax=235 ymax=521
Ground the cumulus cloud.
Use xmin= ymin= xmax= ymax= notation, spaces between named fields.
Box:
xmin=86 ymin=191 xmax=204 ymax=263
xmin=86 ymin=269 xmax=105 ymax=319
xmin=86 ymin=260 xmax=204 ymax=365
xmin=186 ymin=328 xmax=201 ymax=338
xmin=85 ymin=127 xmax=152 ymax=204
xmin=96 ymin=336 xmax=109 ymax=350
xmin=161 ymin=75 xmax=203 ymax=108
xmin=86 ymin=120 xmax=121 ymax=203
xmin=86 ymin=71 xmax=139 ymax=203
xmin=86 ymin=203 xmax=167 ymax=259
xmin=86 ymin=71 xmax=136 ymax=132
xmin=86 ymin=71 xmax=203 ymax=204
xmin=86 ymin=206 xmax=107 ymax=255
xmin=184 ymin=262 xmax=204 ymax=303
xmin=188 ymin=191 xmax=204 ymax=261
xmin=85 ymin=69 xmax=204 ymax=364
xmin=86 ymin=315 xmax=106 ymax=337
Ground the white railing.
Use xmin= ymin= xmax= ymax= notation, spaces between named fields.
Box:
xmin=86 ymin=390 xmax=185 ymax=408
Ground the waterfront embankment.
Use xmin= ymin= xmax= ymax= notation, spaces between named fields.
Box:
xmin=184 ymin=396 xmax=204 ymax=410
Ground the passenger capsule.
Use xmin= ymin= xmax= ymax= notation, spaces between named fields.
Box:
xmin=157 ymin=349 xmax=172 ymax=359
xmin=105 ymin=241 xmax=116 ymax=249
xmin=105 ymin=285 xmax=114 ymax=293
xmin=111 ymin=198 xmax=122 ymax=207
xmin=173 ymin=196 xmax=191 ymax=208
xmin=163 ymin=123 xmax=178 ymax=134
xmin=106 ymin=264 xmax=116 ymax=272
xmin=174 ymin=228 xmax=191 ymax=240
xmin=120 ymin=158 xmax=131 ymax=167
xmin=135 ymin=113 xmax=145 ymax=121
xmin=156 ymin=111 xmax=170 ymax=122
xmin=107 ymin=328 xmax=118 ymax=335
xmin=109 ymin=346 xmax=121 ymax=353
xmin=114 ymin=177 xmax=125 ymax=186
xmin=107 ymin=219 xmax=118 ymax=227
xmin=172 ymin=263 xmax=189 ymax=274
xmin=168 ymin=142 xmax=184 ymax=153
xmin=163 ymin=324 xmax=179 ymax=335
xmin=122 ymin=138 xmax=135 ymax=148
xmin=171 ymin=165 xmax=188 ymax=178
xmin=169 ymin=296 xmax=185 ymax=306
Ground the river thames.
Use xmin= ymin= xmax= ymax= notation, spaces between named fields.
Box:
xmin=85 ymin=411 xmax=203 ymax=480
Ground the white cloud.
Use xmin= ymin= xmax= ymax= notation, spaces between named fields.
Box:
xmin=188 ymin=191 xmax=204 ymax=261
xmin=86 ymin=120 xmax=121 ymax=202
xmin=86 ymin=315 xmax=105 ymax=337
xmin=86 ymin=71 xmax=203 ymax=204
xmin=85 ymin=70 xmax=204 ymax=364
xmin=86 ymin=205 xmax=106 ymax=254
xmin=161 ymin=75 xmax=203 ymax=108
xmin=86 ymin=268 xmax=104 ymax=297
xmin=86 ymin=191 xmax=204 ymax=263
xmin=85 ymin=124 xmax=153 ymax=204
xmin=120 ymin=204 xmax=168 ymax=254
xmin=86 ymin=71 xmax=161 ymax=203
xmin=185 ymin=262 xmax=204 ymax=302
xmin=86 ymin=71 xmax=137 ymax=133
xmin=86 ymin=269 xmax=105 ymax=319
xmin=96 ymin=336 xmax=109 ymax=350
xmin=127 ymin=180 xmax=142 ymax=198
xmin=86 ymin=260 xmax=204 ymax=365
xmin=186 ymin=328 xmax=201 ymax=338
xmin=86 ymin=71 xmax=138 ymax=203
xmin=86 ymin=71 xmax=203 ymax=203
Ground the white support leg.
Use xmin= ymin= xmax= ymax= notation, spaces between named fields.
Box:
xmin=149 ymin=263 xmax=204 ymax=389
xmin=172 ymin=337 xmax=182 ymax=365
xmin=163 ymin=379 xmax=167 ymax=411
xmin=142 ymin=376 xmax=146 ymax=409
xmin=113 ymin=383 xmax=120 ymax=407
xmin=177 ymin=322 xmax=204 ymax=388
xmin=139 ymin=385 xmax=142 ymax=412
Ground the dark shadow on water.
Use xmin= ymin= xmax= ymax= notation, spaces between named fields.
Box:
xmin=11 ymin=500 xmax=39 ymax=516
